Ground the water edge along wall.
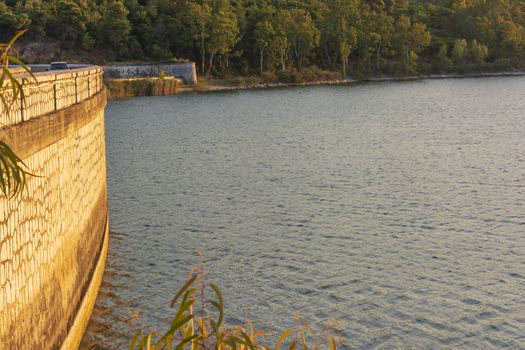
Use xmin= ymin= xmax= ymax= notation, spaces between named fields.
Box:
xmin=0 ymin=66 xmax=108 ymax=349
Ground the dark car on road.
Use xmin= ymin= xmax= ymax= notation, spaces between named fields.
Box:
xmin=48 ymin=62 xmax=70 ymax=71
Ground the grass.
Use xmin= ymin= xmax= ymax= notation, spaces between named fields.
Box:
xmin=105 ymin=77 xmax=181 ymax=99
xmin=204 ymin=67 xmax=344 ymax=89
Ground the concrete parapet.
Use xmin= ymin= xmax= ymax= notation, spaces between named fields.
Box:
xmin=1 ymin=66 xmax=104 ymax=126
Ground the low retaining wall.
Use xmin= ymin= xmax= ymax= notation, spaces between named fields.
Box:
xmin=0 ymin=67 xmax=108 ymax=349
xmin=104 ymin=62 xmax=197 ymax=84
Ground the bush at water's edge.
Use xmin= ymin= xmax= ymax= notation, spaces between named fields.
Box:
xmin=105 ymin=77 xmax=181 ymax=99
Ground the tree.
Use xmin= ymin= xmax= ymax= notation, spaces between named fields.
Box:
xmin=394 ymin=15 xmax=431 ymax=71
xmin=2 ymin=0 xmax=525 ymax=76
xmin=497 ymin=16 xmax=525 ymax=58
xmin=94 ymin=0 xmax=131 ymax=56
xmin=271 ymin=10 xmax=291 ymax=71
xmin=46 ymin=0 xmax=89 ymax=49
xmin=451 ymin=38 xmax=468 ymax=64
xmin=325 ymin=0 xmax=358 ymax=77
xmin=0 ymin=1 xmax=31 ymax=39
xmin=434 ymin=44 xmax=453 ymax=71
xmin=206 ymin=0 xmax=239 ymax=77
xmin=337 ymin=18 xmax=357 ymax=77
xmin=188 ymin=1 xmax=212 ymax=75
xmin=358 ymin=3 xmax=394 ymax=74
xmin=469 ymin=39 xmax=489 ymax=65
xmin=286 ymin=9 xmax=320 ymax=69
xmin=254 ymin=19 xmax=274 ymax=73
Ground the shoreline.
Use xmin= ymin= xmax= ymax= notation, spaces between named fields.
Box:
xmin=107 ymin=70 xmax=525 ymax=99
xmin=195 ymin=71 xmax=525 ymax=93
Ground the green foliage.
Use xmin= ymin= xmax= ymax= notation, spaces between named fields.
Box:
xmin=394 ymin=16 xmax=431 ymax=64
xmin=357 ymin=3 xmax=393 ymax=75
xmin=0 ymin=30 xmax=34 ymax=199
xmin=105 ymin=77 xmax=180 ymax=99
xmin=451 ymin=38 xmax=468 ymax=64
xmin=46 ymin=0 xmax=89 ymax=48
xmin=287 ymin=9 xmax=320 ymax=70
xmin=129 ymin=273 xmax=340 ymax=350
xmin=0 ymin=1 xmax=31 ymax=37
xmin=206 ymin=0 xmax=239 ymax=77
xmin=3 ymin=0 xmax=525 ymax=75
xmin=469 ymin=39 xmax=489 ymax=66
xmin=93 ymin=0 xmax=131 ymax=55
xmin=254 ymin=19 xmax=274 ymax=73
xmin=433 ymin=44 xmax=453 ymax=72
xmin=0 ymin=141 xmax=28 ymax=199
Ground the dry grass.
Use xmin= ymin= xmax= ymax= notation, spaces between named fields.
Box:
xmin=105 ymin=77 xmax=181 ymax=99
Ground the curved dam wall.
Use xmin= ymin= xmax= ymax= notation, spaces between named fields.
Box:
xmin=0 ymin=67 xmax=108 ymax=349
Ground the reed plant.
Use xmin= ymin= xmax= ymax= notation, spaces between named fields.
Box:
xmin=0 ymin=140 xmax=29 ymax=198
xmin=0 ymin=30 xmax=34 ymax=198
xmin=0 ymin=30 xmax=34 ymax=113
xmin=129 ymin=271 xmax=339 ymax=350
xmin=105 ymin=77 xmax=180 ymax=99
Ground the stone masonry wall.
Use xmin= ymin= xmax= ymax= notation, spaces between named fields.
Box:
xmin=0 ymin=67 xmax=108 ymax=349
xmin=103 ymin=62 xmax=197 ymax=84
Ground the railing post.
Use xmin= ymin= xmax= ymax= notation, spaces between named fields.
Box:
xmin=19 ymin=84 xmax=25 ymax=122
xmin=99 ymin=68 xmax=102 ymax=92
xmin=75 ymin=72 xmax=79 ymax=103
xmin=53 ymin=76 xmax=58 ymax=111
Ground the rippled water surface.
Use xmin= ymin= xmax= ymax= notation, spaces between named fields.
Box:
xmin=82 ymin=78 xmax=525 ymax=349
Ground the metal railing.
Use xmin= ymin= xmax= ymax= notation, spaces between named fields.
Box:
xmin=1 ymin=66 xmax=104 ymax=127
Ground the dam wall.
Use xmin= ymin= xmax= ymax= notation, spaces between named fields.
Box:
xmin=0 ymin=67 xmax=108 ymax=349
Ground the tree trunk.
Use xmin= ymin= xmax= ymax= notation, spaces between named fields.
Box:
xmin=376 ymin=43 xmax=381 ymax=73
xmin=324 ymin=45 xmax=332 ymax=65
xmin=294 ymin=43 xmax=300 ymax=69
xmin=206 ymin=52 xmax=215 ymax=78
xmin=201 ymin=28 xmax=205 ymax=75
xmin=260 ymin=48 xmax=264 ymax=74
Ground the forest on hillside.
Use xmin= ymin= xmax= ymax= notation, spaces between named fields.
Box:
xmin=1 ymin=0 xmax=525 ymax=78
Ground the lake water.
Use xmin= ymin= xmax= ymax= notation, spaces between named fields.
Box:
xmin=81 ymin=77 xmax=525 ymax=349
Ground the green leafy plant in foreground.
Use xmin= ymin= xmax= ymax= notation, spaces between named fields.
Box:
xmin=129 ymin=272 xmax=340 ymax=350
xmin=0 ymin=30 xmax=35 ymax=198
xmin=0 ymin=140 xmax=28 ymax=198
xmin=1 ymin=29 xmax=35 ymax=114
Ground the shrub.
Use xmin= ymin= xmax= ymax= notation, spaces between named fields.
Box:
xmin=260 ymin=71 xmax=278 ymax=84
xmin=276 ymin=69 xmax=303 ymax=84
xmin=491 ymin=58 xmax=515 ymax=71
xmin=104 ymin=78 xmax=180 ymax=99
xmin=300 ymin=66 xmax=341 ymax=82
xmin=432 ymin=44 xmax=453 ymax=73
